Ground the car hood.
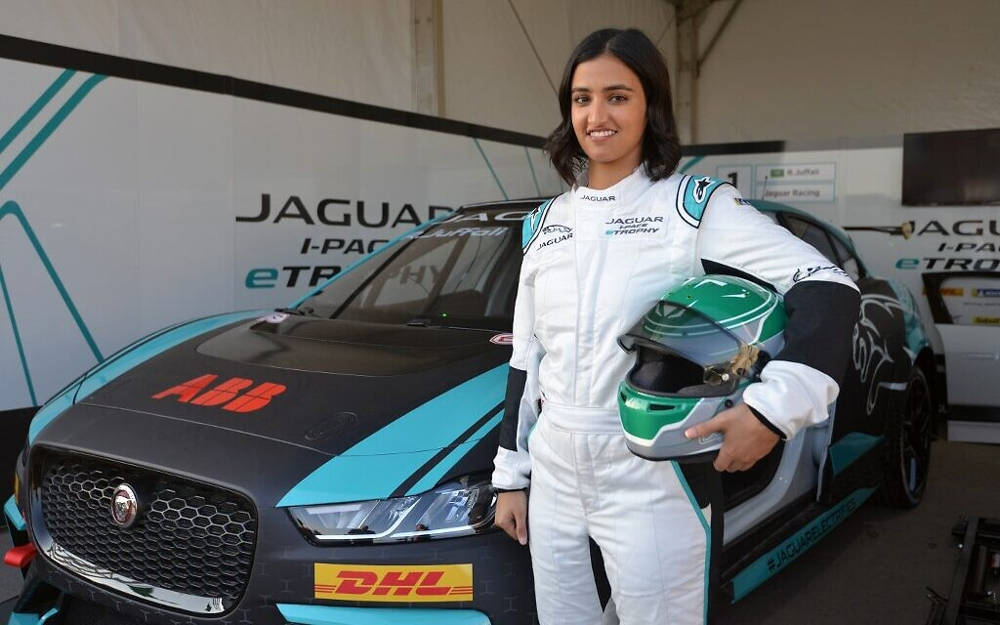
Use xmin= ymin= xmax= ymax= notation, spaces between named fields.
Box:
xmin=68 ymin=315 xmax=510 ymax=458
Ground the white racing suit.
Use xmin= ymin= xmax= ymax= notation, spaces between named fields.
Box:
xmin=492 ymin=166 xmax=860 ymax=625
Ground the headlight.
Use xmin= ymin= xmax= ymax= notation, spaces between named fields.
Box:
xmin=288 ymin=474 xmax=496 ymax=544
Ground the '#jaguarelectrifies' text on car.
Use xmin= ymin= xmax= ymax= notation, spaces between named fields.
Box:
xmin=4 ymin=193 xmax=941 ymax=624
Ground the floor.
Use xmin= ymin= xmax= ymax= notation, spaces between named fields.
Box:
xmin=715 ymin=440 xmax=1000 ymax=624
xmin=0 ymin=440 xmax=996 ymax=623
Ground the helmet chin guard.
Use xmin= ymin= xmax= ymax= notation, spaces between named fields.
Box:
xmin=617 ymin=275 xmax=786 ymax=462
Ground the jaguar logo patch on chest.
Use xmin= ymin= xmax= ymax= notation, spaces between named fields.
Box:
xmin=604 ymin=215 xmax=664 ymax=237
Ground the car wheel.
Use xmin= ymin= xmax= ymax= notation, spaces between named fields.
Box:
xmin=878 ymin=367 xmax=933 ymax=507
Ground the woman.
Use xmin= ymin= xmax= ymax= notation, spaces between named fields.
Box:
xmin=492 ymin=28 xmax=859 ymax=625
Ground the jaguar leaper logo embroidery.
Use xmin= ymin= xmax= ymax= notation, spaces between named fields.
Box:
xmin=541 ymin=224 xmax=571 ymax=234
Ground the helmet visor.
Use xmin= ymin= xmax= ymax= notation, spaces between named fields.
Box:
xmin=619 ymin=301 xmax=747 ymax=369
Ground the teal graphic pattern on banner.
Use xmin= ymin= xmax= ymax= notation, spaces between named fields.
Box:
xmin=525 ymin=146 xmax=542 ymax=196
xmin=0 ymin=69 xmax=107 ymax=408
xmin=0 ymin=201 xmax=104 ymax=365
xmin=0 ymin=260 xmax=35 ymax=404
xmin=0 ymin=69 xmax=75 ymax=155
xmin=0 ymin=74 xmax=107 ymax=192
xmin=679 ymin=155 xmax=704 ymax=173
xmin=473 ymin=137 xmax=509 ymax=200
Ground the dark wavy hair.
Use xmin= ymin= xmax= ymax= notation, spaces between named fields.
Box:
xmin=545 ymin=28 xmax=681 ymax=186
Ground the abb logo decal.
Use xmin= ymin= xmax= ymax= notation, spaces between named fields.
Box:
xmin=314 ymin=563 xmax=473 ymax=603
xmin=152 ymin=374 xmax=286 ymax=413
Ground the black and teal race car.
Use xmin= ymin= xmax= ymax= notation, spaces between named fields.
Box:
xmin=5 ymin=199 xmax=941 ymax=625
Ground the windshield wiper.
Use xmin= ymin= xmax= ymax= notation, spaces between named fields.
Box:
xmin=275 ymin=306 xmax=316 ymax=317
xmin=405 ymin=317 xmax=435 ymax=327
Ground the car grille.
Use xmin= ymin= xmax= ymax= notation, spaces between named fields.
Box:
xmin=37 ymin=450 xmax=257 ymax=611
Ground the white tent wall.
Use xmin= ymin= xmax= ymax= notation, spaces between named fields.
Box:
xmin=695 ymin=0 xmax=1000 ymax=142
xmin=0 ymin=0 xmax=677 ymax=139
xmin=0 ymin=0 xmax=416 ymax=112
xmin=440 ymin=0 xmax=677 ymax=137
xmin=1 ymin=1 xmax=998 ymax=140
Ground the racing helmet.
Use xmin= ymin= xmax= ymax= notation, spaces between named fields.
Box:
xmin=617 ymin=275 xmax=786 ymax=463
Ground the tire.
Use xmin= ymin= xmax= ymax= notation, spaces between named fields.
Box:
xmin=878 ymin=367 xmax=933 ymax=507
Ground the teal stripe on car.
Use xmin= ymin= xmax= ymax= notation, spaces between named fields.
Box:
xmin=28 ymin=310 xmax=265 ymax=443
xmin=404 ymin=410 xmax=504 ymax=496
xmin=828 ymin=433 xmax=883 ymax=476
xmin=276 ymin=604 xmax=490 ymax=625
xmin=278 ymin=364 xmax=507 ymax=507
xmin=26 ymin=383 xmax=82 ymax=446
xmin=731 ymin=486 xmax=877 ymax=602
xmin=671 ymin=463 xmax=711 ymax=625
xmin=4 ymin=496 xmax=25 ymax=532
xmin=8 ymin=609 xmax=58 ymax=625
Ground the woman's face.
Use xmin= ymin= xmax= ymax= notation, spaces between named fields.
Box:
xmin=570 ymin=53 xmax=647 ymax=173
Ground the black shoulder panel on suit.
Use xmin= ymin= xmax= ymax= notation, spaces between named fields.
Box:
xmin=779 ymin=281 xmax=861 ymax=381
xmin=499 ymin=367 xmax=527 ymax=451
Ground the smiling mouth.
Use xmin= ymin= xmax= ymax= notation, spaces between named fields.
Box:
xmin=588 ymin=129 xmax=617 ymax=138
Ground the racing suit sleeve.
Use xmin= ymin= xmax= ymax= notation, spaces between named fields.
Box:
xmin=491 ymin=213 xmax=545 ymax=491
xmin=695 ymin=186 xmax=861 ymax=440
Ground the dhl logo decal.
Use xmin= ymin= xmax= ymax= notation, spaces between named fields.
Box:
xmin=152 ymin=374 xmax=286 ymax=413
xmin=314 ymin=563 xmax=473 ymax=603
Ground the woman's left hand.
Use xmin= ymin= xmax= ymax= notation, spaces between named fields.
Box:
xmin=683 ymin=403 xmax=781 ymax=472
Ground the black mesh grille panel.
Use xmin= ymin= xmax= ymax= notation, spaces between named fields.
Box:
xmin=38 ymin=451 xmax=256 ymax=609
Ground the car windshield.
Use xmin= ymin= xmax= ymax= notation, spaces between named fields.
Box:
xmin=295 ymin=207 xmax=531 ymax=330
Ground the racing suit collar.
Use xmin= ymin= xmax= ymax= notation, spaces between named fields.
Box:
xmin=572 ymin=165 xmax=651 ymax=207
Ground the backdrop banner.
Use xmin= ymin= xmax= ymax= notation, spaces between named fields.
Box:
xmin=0 ymin=57 xmax=562 ymax=411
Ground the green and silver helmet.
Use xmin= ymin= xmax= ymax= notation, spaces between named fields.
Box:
xmin=617 ymin=275 xmax=786 ymax=462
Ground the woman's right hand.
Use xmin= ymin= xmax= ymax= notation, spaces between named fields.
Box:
xmin=494 ymin=490 xmax=528 ymax=546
